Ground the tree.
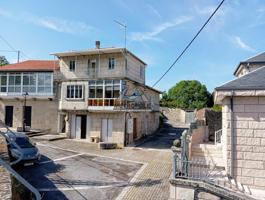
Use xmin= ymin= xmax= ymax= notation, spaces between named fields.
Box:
xmin=160 ymin=80 xmax=212 ymax=110
xmin=0 ymin=56 xmax=9 ymax=66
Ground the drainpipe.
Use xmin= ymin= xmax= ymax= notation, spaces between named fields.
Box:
xmin=230 ymin=91 xmax=234 ymax=178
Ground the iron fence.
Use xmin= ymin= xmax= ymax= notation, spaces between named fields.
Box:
xmin=172 ymin=155 xmax=226 ymax=183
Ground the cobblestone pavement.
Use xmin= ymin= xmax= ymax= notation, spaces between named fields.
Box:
xmin=0 ymin=137 xmax=11 ymax=200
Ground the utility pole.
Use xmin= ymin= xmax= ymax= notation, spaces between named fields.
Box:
xmin=22 ymin=92 xmax=28 ymax=132
xmin=17 ymin=50 xmax=20 ymax=63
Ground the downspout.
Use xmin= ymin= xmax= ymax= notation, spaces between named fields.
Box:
xmin=230 ymin=90 xmax=234 ymax=178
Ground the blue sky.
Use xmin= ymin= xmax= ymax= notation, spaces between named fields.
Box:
xmin=0 ymin=0 xmax=265 ymax=92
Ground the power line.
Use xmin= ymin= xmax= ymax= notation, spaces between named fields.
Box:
xmin=0 ymin=34 xmax=30 ymax=60
xmin=152 ymin=0 xmax=226 ymax=88
xmin=0 ymin=50 xmax=18 ymax=53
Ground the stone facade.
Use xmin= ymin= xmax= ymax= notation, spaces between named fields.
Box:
xmin=222 ymin=96 xmax=265 ymax=189
xmin=0 ymin=99 xmax=58 ymax=133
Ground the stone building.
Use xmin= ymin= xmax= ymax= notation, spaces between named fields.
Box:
xmin=215 ymin=52 xmax=265 ymax=191
xmin=0 ymin=42 xmax=161 ymax=147
xmin=0 ymin=60 xmax=59 ymax=133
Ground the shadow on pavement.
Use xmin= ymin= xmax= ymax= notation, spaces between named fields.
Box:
xmin=134 ymin=119 xmax=187 ymax=150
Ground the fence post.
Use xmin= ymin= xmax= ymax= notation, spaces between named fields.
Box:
xmin=172 ymin=154 xmax=177 ymax=178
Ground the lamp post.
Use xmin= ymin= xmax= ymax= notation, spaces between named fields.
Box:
xmin=22 ymin=92 xmax=29 ymax=132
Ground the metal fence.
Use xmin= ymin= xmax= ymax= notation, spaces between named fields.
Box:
xmin=172 ymin=155 xmax=225 ymax=183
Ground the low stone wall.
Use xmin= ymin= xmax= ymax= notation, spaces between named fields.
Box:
xmin=0 ymin=136 xmax=11 ymax=200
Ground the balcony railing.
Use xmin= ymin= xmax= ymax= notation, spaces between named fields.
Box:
xmin=88 ymin=98 xmax=152 ymax=110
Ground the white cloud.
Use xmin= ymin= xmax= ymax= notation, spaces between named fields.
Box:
xmin=25 ymin=15 xmax=94 ymax=34
xmin=233 ymin=36 xmax=256 ymax=52
xmin=0 ymin=8 xmax=94 ymax=34
xmin=195 ymin=5 xmax=216 ymax=15
xmin=146 ymin=4 xmax=162 ymax=19
xmin=129 ymin=16 xmax=193 ymax=42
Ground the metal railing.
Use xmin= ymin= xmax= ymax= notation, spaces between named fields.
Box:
xmin=0 ymin=159 xmax=41 ymax=200
xmin=215 ymin=129 xmax=222 ymax=145
xmin=88 ymin=98 xmax=153 ymax=110
xmin=172 ymin=155 xmax=225 ymax=183
xmin=0 ymin=120 xmax=41 ymax=200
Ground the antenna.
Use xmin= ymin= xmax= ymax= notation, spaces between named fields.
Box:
xmin=114 ymin=20 xmax=127 ymax=50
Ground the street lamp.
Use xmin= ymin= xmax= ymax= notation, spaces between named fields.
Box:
xmin=22 ymin=92 xmax=29 ymax=132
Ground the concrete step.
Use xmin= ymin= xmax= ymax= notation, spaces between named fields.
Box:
xmin=191 ymin=156 xmax=225 ymax=167
xmin=192 ymin=143 xmax=222 ymax=150
xmin=192 ymin=152 xmax=223 ymax=158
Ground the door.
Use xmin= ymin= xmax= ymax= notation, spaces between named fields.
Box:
xmin=101 ymin=119 xmax=112 ymax=142
xmin=5 ymin=106 xmax=13 ymax=127
xmin=70 ymin=114 xmax=76 ymax=139
xmin=25 ymin=106 xmax=32 ymax=127
xmin=75 ymin=116 xmax=81 ymax=139
xmin=81 ymin=115 xmax=87 ymax=139
xmin=133 ymin=118 xmax=137 ymax=139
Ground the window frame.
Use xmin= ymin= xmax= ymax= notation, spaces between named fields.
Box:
xmin=69 ymin=60 xmax=76 ymax=72
xmin=66 ymin=85 xmax=83 ymax=100
xmin=108 ymin=58 xmax=115 ymax=70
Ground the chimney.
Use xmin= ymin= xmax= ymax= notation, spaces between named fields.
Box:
xmin=95 ymin=41 xmax=100 ymax=49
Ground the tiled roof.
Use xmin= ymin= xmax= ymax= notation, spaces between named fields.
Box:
xmin=245 ymin=52 xmax=265 ymax=62
xmin=216 ymin=66 xmax=265 ymax=91
xmin=0 ymin=60 xmax=59 ymax=72
xmin=233 ymin=52 xmax=265 ymax=75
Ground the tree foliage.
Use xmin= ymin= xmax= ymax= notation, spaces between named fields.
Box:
xmin=0 ymin=56 xmax=9 ymax=66
xmin=160 ymin=80 xmax=212 ymax=110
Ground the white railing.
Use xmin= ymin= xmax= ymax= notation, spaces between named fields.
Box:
xmin=215 ymin=129 xmax=222 ymax=145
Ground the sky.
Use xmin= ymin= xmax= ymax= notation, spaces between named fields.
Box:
xmin=0 ymin=0 xmax=265 ymax=92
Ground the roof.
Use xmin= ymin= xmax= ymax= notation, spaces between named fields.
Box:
xmin=233 ymin=52 xmax=265 ymax=75
xmin=51 ymin=47 xmax=147 ymax=65
xmin=216 ymin=66 xmax=265 ymax=91
xmin=0 ymin=60 xmax=59 ymax=72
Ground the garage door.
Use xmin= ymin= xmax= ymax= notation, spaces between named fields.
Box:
xmin=101 ymin=119 xmax=112 ymax=142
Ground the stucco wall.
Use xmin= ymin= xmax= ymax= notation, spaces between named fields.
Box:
xmin=59 ymin=80 xmax=88 ymax=110
xmin=66 ymin=111 xmax=159 ymax=147
xmin=222 ymin=96 xmax=265 ymax=189
xmin=59 ymin=53 xmax=145 ymax=84
xmin=0 ymin=99 xmax=58 ymax=133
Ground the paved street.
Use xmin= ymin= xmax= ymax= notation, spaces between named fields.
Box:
xmin=16 ymin=144 xmax=142 ymax=200
xmin=14 ymin=121 xmax=185 ymax=200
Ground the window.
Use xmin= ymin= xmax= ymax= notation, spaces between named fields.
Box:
xmin=38 ymin=73 xmax=52 ymax=93
xmin=8 ymin=73 xmax=21 ymax=93
xmin=0 ymin=72 xmax=53 ymax=95
xmin=89 ymin=79 xmax=122 ymax=99
xmin=23 ymin=73 xmax=36 ymax=93
xmin=66 ymin=85 xmax=83 ymax=99
xmin=69 ymin=60 xmax=76 ymax=71
xmin=108 ymin=58 xmax=115 ymax=70
xmin=140 ymin=66 xmax=145 ymax=79
xmin=0 ymin=73 xmax=7 ymax=92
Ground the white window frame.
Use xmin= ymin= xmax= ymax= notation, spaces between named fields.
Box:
xmin=69 ymin=60 xmax=76 ymax=72
xmin=108 ymin=58 xmax=115 ymax=70
xmin=66 ymin=85 xmax=83 ymax=100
